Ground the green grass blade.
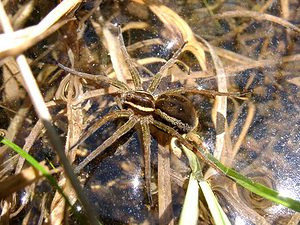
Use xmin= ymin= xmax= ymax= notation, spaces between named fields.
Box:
xmin=180 ymin=144 xmax=231 ymax=225
xmin=0 ymin=136 xmax=72 ymax=207
xmin=179 ymin=144 xmax=201 ymax=225
xmin=195 ymin=144 xmax=300 ymax=212
xmin=179 ymin=174 xmax=199 ymax=225
xmin=0 ymin=136 xmax=99 ymax=224
xmin=198 ymin=180 xmax=231 ymax=225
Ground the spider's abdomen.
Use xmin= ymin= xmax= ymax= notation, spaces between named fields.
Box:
xmin=155 ymin=94 xmax=198 ymax=133
xmin=122 ymin=91 xmax=155 ymax=114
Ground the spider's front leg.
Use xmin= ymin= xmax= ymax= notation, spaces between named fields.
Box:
xmin=74 ymin=113 xmax=138 ymax=174
xmin=70 ymin=110 xmax=132 ymax=153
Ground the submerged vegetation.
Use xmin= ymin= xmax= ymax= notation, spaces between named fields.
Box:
xmin=0 ymin=0 xmax=300 ymax=224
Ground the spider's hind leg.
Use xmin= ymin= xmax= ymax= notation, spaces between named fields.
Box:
xmin=161 ymin=88 xmax=244 ymax=98
xmin=70 ymin=110 xmax=132 ymax=153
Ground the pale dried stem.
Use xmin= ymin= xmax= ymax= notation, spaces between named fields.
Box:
xmin=280 ymin=0 xmax=289 ymax=19
xmin=196 ymin=35 xmax=231 ymax=163
xmin=103 ymin=25 xmax=129 ymax=84
xmin=0 ymin=0 xmax=82 ymax=58
xmin=231 ymin=102 xmax=256 ymax=161
xmin=158 ymin=144 xmax=174 ymax=225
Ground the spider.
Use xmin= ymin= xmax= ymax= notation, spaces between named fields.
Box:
xmin=58 ymin=26 xmax=232 ymax=206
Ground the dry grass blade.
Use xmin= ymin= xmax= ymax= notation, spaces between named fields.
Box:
xmin=210 ymin=45 xmax=256 ymax=64
xmin=0 ymin=102 xmax=30 ymax=158
xmin=0 ymin=163 xmax=60 ymax=199
xmin=149 ymin=4 xmax=207 ymax=70
xmin=231 ymin=102 xmax=255 ymax=161
xmin=103 ymin=26 xmax=129 ymax=84
xmin=196 ymin=35 xmax=231 ymax=163
xmin=207 ymin=10 xmax=300 ymax=33
xmin=158 ymin=145 xmax=174 ymax=225
xmin=15 ymin=120 xmax=44 ymax=173
xmin=222 ymin=54 xmax=300 ymax=77
xmin=280 ymin=0 xmax=289 ymax=19
xmin=50 ymin=69 xmax=86 ymax=225
xmin=0 ymin=0 xmax=82 ymax=58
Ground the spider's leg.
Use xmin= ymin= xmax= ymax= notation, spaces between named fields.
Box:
xmin=117 ymin=27 xmax=143 ymax=90
xmin=58 ymin=63 xmax=130 ymax=91
xmin=147 ymin=42 xmax=187 ymax=93
xmin=139 ymin=117 xmax=153 ymax=206
xmin=74 ymin=115 xmax=138 ymax=173
xmin=70 ymin=110 xmax=132 ymax=152
xmin=72 ymin=89 xmax=120 ymax=106
xmin=161 ymin=88 xmax=243 ymax=98
xmin=152 ymin=120 xmax=221 ymax=173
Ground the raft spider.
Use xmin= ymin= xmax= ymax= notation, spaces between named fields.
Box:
xmin=59 ymin=27 xmax=230 ymax=205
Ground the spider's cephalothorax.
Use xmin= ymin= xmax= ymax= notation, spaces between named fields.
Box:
xmin=60 ymin=26 xmax=224 ymax=206
xmin=121 ymin=90 xmax=198 ymax=134
xmin=121 ymin=90 xmax=155 ymax=114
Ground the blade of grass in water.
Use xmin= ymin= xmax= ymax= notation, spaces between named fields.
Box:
xmin=199 ymin=180 xmax=231 ymax=225
xmin=180 ymin=143 xmax=231 ymax=225
xmin=203 ymin=0 xmax=222 ymax=29
xmin=193 ymin=142 xmax=300 ymax=212
xmin=1 ymin=136 xmax=101 ymax=224
xmin=179 ymin=174 xmax=199 ymax=225
xmin=0 ymin=136 xmax=72 ymax=207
